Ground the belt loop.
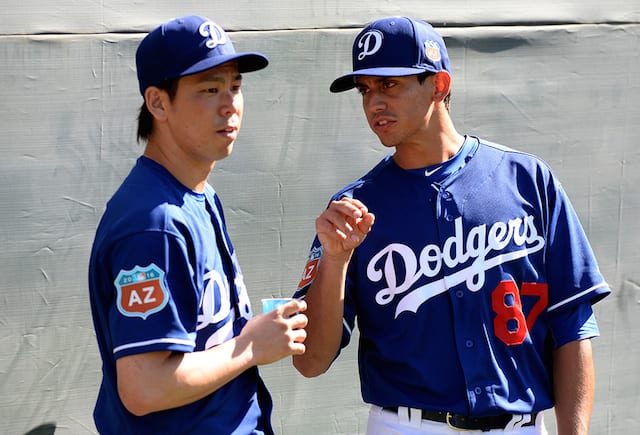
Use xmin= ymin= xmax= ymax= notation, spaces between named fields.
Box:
xmin=409 ymin=408 xmax=422 ymax=427
xmin=398 ymin=406 xmax=410 ymax=425
xmin=397 ymin=406 xmax=421 ymax=428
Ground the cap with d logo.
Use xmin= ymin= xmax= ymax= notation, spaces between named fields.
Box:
xmin=330 ymin=16 xmax=450 ymax=93
xmin=136 ymin=15 xmax=268 ymax=95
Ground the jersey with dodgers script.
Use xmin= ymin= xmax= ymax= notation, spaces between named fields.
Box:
xmin=294 ymin=136 xmax=610 ymax=417
xmin=88 ymin=156 xmax=274 ymax=435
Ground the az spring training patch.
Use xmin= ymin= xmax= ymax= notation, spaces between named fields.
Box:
xmin=114 ymin=263 xmax=168 ymax=319
xmin=297 ymin=246 xmax=322 ymax=290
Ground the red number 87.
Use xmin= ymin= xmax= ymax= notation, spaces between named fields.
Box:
xmin=491 ymin=281 xmax=548 ymax=346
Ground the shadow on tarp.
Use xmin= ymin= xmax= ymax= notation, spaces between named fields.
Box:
xmin=24 ymin=423 xmax=56 ymax=435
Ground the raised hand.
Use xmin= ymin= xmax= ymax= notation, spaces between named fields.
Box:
xmin=315 ymin=198 xmax=375 ymax=259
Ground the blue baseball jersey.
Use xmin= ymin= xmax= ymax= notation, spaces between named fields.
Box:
xmin=295 ymin=136 xmax=610 ymax=417
xmin=88 ymin=156 xmax=273 ymax=434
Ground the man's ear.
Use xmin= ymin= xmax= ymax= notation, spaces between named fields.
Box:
xmin=144 ymin=86 xmax=169 ymax=121
xmin=432 ymin=71 xmax=451 ymax=102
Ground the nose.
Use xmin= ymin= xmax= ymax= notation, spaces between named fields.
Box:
xmin=219 ymin=90 xmax=241 ymax=116
xmin=363 ymin=91 xmax=386 ymax=114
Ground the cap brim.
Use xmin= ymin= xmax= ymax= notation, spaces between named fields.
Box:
xmin=235 ymin=52 xmax=270 ymax=73
xmin=330 ymin=66 xmax=432 ymax=93
xmin=181 ymin=52 xmax=269 ymax=79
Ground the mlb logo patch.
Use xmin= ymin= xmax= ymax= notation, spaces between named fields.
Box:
xmin=424 ymin=40 xmax=442 ymax=62
xmin=115 ymin=264 xmax=169 ymax=319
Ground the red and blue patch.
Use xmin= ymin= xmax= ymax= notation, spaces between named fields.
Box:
xmin=114 ymin=263 xmax=169 ymax=319
xmin=297 ymin=246 xmax=322 ymax=290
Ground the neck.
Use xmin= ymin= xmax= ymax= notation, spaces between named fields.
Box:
xmin=393 ymin=111 xmax=465 ymax=170
xmin=143 ymin=141 xmax=214 ymax=193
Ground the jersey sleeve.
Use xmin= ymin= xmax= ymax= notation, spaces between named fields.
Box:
xmin=548 ymin=300 xmax=600 ymax=348
xmin=293 ymin=235 xmax=357 ymax=353
xmin=108 ymin=231 xmax=198 ymax=359
xmin=543 ymin=178 xmax=611 ymax=312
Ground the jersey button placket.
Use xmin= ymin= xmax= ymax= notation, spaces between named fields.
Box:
xmin=440 ymin=190 xmax=456 ymax=221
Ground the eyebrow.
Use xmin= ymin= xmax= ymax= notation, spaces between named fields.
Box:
xmin=197 ymin=72 xmax=243 ymax=84
xmin=354 ymin=76 xmax=390 ymax=87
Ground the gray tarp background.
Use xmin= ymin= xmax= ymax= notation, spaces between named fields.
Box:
xmin=1 ymin=1 xmax=638 ymax=434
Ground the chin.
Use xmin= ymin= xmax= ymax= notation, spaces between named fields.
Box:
xmin=373 ymin=132 xmax=396 ymax=148
xmin=221 ymin=149 xmax=233 ymax=160
xmin=213 ymin=144 xmax=234 ymax=162
xmin=378 ymin=138 xmax=397 ymax=148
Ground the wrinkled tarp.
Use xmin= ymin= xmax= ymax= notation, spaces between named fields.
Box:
xmin=1 ymin=2 xmax=638 ymax=434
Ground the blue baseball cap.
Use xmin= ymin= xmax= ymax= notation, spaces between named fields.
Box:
xmin=136 ymin=15 xmax=269 ymax=95
xmin=330 ymin=16 xmax=451 ymax=93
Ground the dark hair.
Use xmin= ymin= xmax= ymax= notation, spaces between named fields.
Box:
xmin=136 ymin=78 xmax=179 ymax=143
xmin=417 ymin=71 xmax=451 ymax=112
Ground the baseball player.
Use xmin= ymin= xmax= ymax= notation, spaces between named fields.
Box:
xmin=292 ymin=17 xmax=610 ymax=434
xmin=88 ymin=16 xmax=307 ymax=434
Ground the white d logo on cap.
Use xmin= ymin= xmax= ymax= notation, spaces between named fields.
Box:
xmin=199 ymin=21 xmax=227 ymax=49
xmin=357 ymin=30 xmax=383 ymax=61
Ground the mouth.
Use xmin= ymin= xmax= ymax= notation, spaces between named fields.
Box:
xmin=372 ymin=116 xmax=395 ymax=133
xmin=218 ymin=125 xmax=238 ymax=138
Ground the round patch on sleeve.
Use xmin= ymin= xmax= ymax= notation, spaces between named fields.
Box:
xmin=114 ymin=263 xmax=169 ymax=319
